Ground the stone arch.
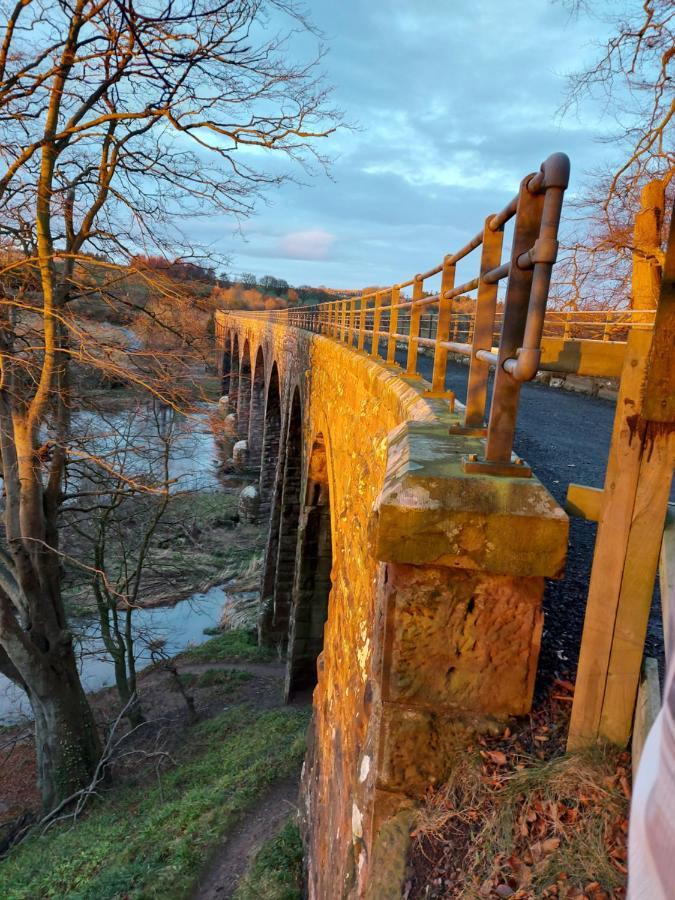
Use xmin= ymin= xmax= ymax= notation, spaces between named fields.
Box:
xmin=260 ymin=386 xmax=303 ymax=648
xmin=237 ymin=339 xmax=252 ymax=439
xmin=220 ymin=330 xmax=233 ymax=396
xmin=259 ymin=362 xmax=281 ymax=517
xmin=247 ymin=346 xmax=266 ymax=475
xmin=229 ymin=332 xmax=240 ymax=415
xmin=285 ymin=432 xmax=333 ymax=701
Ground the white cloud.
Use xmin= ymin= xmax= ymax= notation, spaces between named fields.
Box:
xmin=278 ymin=229 xmax=336 ymax=260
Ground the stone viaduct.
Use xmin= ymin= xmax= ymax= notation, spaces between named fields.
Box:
xmin=215 ymin=310 xmax=568 ymax=898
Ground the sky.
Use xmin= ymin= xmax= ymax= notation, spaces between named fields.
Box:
xmin=195 ymin=0 xmax=619 ymax=290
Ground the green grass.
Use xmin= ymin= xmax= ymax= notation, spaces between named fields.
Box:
xmin=169 ymin=491 xmax=238 ymax=528
xmin=233 ymin=820 xmax=304 ymax=900
xmin=1 ymin=706 xmax=309 ymax=900
xmin=182 ymin=629 xmax=277 ymax=664
xmin=179 ymin=667 xmax=253 ymax=689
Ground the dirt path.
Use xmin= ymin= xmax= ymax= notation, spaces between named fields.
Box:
xmin=192 ymin=772 xmax=302 ymax=900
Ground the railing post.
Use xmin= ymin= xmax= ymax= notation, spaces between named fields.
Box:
xmin=431 ymin=257 xmax=456 ymax=392
xmin=371 ymin=291 xmax=383 ymax=359
xmin=347 ymin=297 xmax=357 ymax=347
xmin=484 ymin=176 xmax=545 ymax=463
xmin=339 ymin=300 xmax=348 ymax=342
xmin=357 ymin=293 xmax=368 ymax=351
xmin=386 ymin=286 xmax=400 ymax=365
xmin=465 ymin=217 xmax=505 ymax=427
xmin=405 ymin=277 xmax=423 ymax=376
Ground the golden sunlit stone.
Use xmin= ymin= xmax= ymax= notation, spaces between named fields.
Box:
xmin=216 ymin=311 xmax=568 ymax=898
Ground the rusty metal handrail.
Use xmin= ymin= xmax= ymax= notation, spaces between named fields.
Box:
xmin=223 ymin=152 xmax=649 ymax=476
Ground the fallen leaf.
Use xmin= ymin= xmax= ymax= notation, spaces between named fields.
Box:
xmin=488 ymin=750 xmax=508 ymax=766
xmin=542 ymin=837 xmax=561 ymax=853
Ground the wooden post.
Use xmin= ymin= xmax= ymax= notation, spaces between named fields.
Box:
xmin=386 ymin=286 xmax=400 ymax=366
xmin=431 ymin=257 xmax=456 ymax=392
xmin=567 ymin=329 xmax=654 ymax=748
xmin=632 ymin=179 xmax=665 ymax=311
xmin=405 ymin=278 xmax=423 ymax=376
xmin=568 ymin=198 xmax=675 ymax=749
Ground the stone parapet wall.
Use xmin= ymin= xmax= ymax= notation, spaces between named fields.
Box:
xmin=215 ymin=312 xmax=569 ymax=899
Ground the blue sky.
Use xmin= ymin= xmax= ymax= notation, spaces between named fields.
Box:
xmin=198 ymin=0 xmax=618 ymax=289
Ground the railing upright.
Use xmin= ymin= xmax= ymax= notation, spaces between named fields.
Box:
xmin=387 ymin=286 xmax=400 ymax=365
xmin=347 ymin=297 xmax=357 ymax=347
xmin=371 ymin=291 xmax=383 ymax=359
xmin=482 ymin=176 xmax=545 ymax=468
xmin=431 ymin=256 xmax=456 ymax=392
xmin=358 ymin=294 xmax=368 ymax=351
xmin=405 ymin=277 xmax=424 ymax=376
xmin=464 ymin=216 xmax=505 ymax=428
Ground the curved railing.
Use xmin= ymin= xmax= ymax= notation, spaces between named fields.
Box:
xmin=228 ymin=152 xmax=654 ymax=477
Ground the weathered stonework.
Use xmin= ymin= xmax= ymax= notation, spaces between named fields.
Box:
xmin=238 ymin=484 xmax=260 ymax=523
xmin=214 ymin=312 xmax=569 ymax=899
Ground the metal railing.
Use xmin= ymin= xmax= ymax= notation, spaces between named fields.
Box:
xmin=229 ymin=152 xmax=650 ymax=478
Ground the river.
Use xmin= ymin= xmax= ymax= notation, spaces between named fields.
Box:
xmin=0 ymin=585 xmax=227 ymax=724
xmin=1 ymin=403 xmax=241 ymax=725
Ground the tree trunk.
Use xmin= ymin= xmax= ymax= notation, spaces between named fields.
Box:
xmin=25 ymin=645 xmax=101 ymax=812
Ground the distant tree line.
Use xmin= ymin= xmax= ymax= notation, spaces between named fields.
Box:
xmin=215 ymin=271 xmax=339 ymax=308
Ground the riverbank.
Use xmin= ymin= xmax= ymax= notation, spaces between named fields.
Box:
xmin=0 ymin=630 xmax=308 ymax=900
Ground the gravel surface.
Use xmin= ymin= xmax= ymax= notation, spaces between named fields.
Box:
xmin=403 ymin=351 xmax=666 ymax=689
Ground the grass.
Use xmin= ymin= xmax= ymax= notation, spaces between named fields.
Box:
xmin=182 ymin=628 xmax=277 ymax=664
xmin=178 ymin=667 xmax=253 ymax=689
xmin=233 ymin=819 xmax=304 ymax=900
xmin=0 ymin=706 xmax=310 ymax=900
xmin=169 ymin=491 xmax=238 ymax=528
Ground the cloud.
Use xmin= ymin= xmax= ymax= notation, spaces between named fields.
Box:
xmin=195 ymin=0 xmax=619 ymax=288
xmin=278 ymin=229 xmax=336 ymax=260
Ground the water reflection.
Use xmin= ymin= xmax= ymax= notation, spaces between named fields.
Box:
xmin=0 ymin=585 xmax=226 ymax=724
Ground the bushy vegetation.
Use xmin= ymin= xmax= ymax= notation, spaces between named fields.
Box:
xmin=233 ymin=819 xmax=304 ymax=900
xmin=1 ymin=707 xmax=310 ymax=900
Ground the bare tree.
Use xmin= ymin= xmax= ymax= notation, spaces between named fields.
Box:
xmin=555 ymin=0 xmax=674 ymax=309
xmin=63 ymin=403 xmax=180 ymax=727
xmin=0 ymin=0 xmax=338 ymax=809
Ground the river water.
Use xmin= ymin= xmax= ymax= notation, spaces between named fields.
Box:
xmin=1 ymin=403 xmax=239 ymax=725
xmin=0 ymin=586 xmax=227 ymax=724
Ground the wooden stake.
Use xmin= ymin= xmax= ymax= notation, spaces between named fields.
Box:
xmin=567 ymin=329 xmax=653 ymax=749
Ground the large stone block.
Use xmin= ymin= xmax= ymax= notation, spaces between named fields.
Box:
xmin=374 ymin=421 xmax=568 ymax=577
xmin=379 ymin=562 xmax=544 ymax=716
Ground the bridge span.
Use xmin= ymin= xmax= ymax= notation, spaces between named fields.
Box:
xmin=214 ymin=308 xmax=569 ymax=897
xmin=212 ymin=153 xmax=671 ymax=898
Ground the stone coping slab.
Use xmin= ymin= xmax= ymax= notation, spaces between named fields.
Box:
xmin=373 ymin=421 xmax=568 ymax=577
